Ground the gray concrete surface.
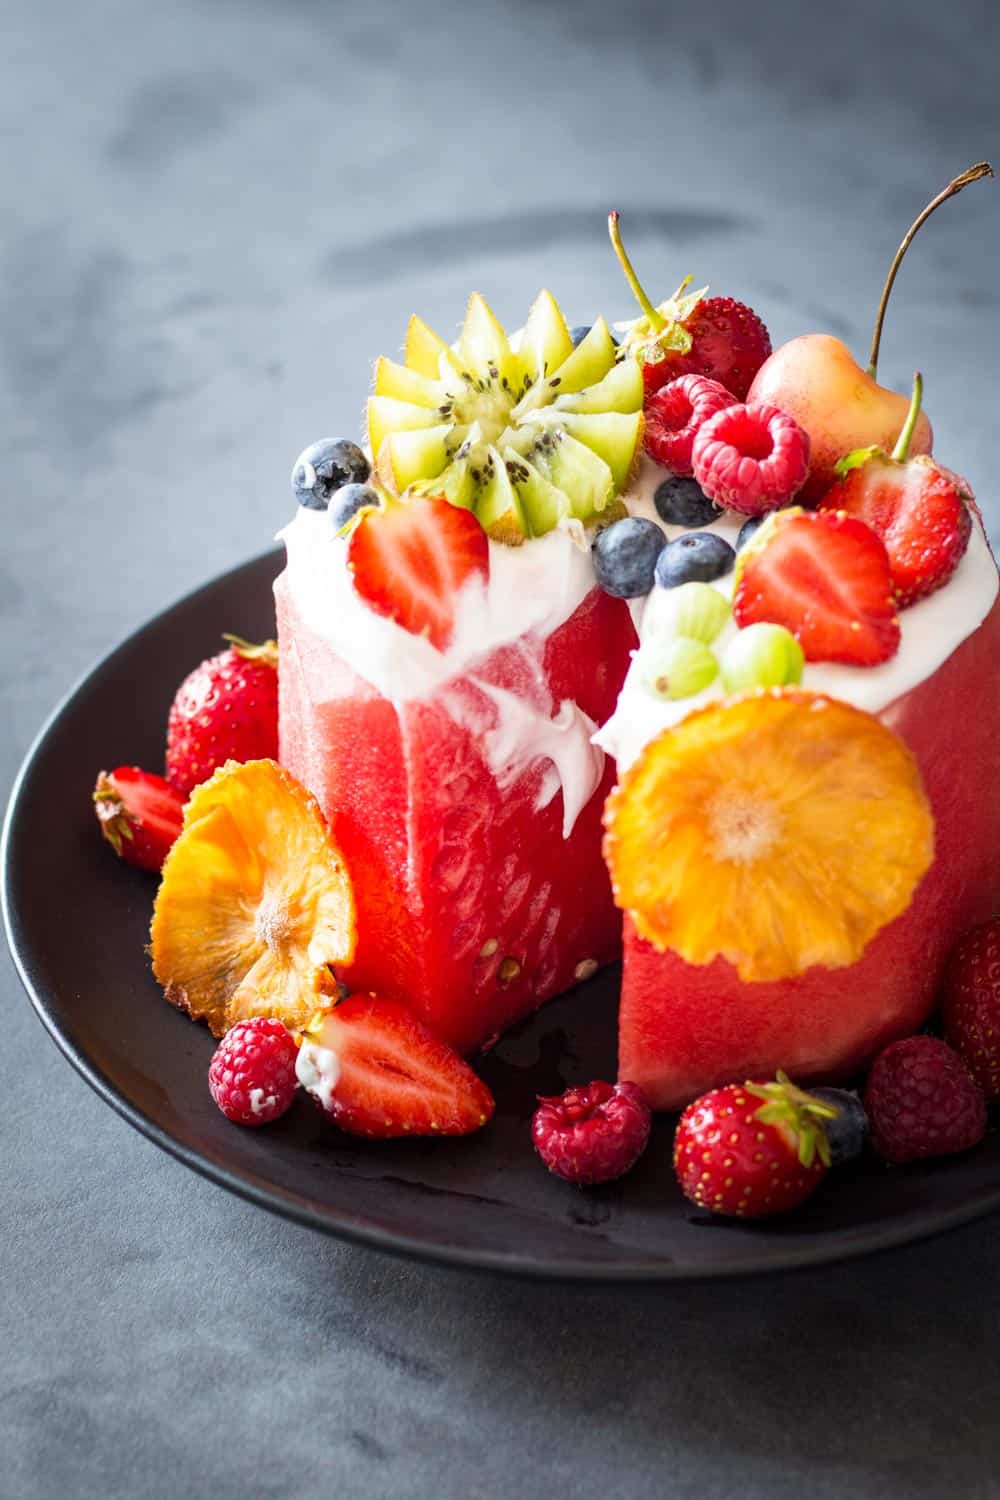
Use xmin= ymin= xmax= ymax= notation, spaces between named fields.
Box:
xmin=3 ymin=1 xmax=1000 ymax=1496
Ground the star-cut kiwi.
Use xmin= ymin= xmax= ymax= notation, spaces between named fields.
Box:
xmin=368 ymin=292 xmax=644 ymax=544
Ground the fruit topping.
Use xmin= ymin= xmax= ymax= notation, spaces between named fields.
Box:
xmin=806 ymin=1087 xmax=869 ymax=1166
xmin=592 ymin=516 xmax=666 ymax=598
xmin=208 ymin=1016 xmax=299 ymax=1126
xmin=735 ymin=514 xmax=766 ymax=552
xmin=674 ymin=1072 xmax=834 ymax=1219
xmin=692 ymin=402 xmax=809 ymax=515
xmin=93 ymin=767 xmax=184 ymax=872
xmin=864 ymin=1036 xmax=987 ymax=1164
xmin=166 ymin=634 xmax=279 ymax=797
xmin=645 ymin=376 xmax=736 ymax=477
xmin=150 ymin=759 xmax=356 ymax=1037
xmin=653 ymin=473 xmax=721 ymax=529
xmin=719 ymin=621 xmax=804 ymax=692
xmin=733 ymin=508 xmax=901 ymax=666
xmin=328 ymin=481 xmax=382 ymax=534
xmin=368 ymin=291 xmax=643 ymax=542
xmin=639 ymin=637 xmax=718 ymax=702
xmin=292 ymin=438 xmax=370 ymax=509
xmin=819 ymin=373 xmax=972 ymax=607
xmin=649 ymin=580 xmax=730 ymax=644
xmin=655 ymin=531 xmax=735 ymax=589
xmin=570 ymin=323 xmax=619 ymax=349
xmin=604 ymin=692 xmax=934 ymax=982
xmin=298 ymin=994 xmax=494 ymax=1138
xmin=748 ymin=163 xmax=993 ymax=503
xmin=608 ymin=212 xmax=771 ymax=399
xmin=941 ymin=919 xmax=1000 ymax=1101
xmin=347 ymin=493 xmax=489 ymax=651
xmin=532 ymin=1080 xmax=651 ymax=1185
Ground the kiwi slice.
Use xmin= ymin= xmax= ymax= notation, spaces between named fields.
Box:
xmin=369 ymin=292 xmax=643 ymax=543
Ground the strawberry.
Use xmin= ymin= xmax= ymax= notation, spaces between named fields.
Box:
xmin=608 ymin=212 xmax=771 ymax=399
xmin=941 ymin=919 xmax=1000 ymax=1101
xmin=93 ymin=767 xmax=185 ymax=872
xmin=297 ymin=994 xmax=495 ymax=1138
xmin=733 ymin=507 xmax=901 ymax=665
xmin=347 ymin=494 xmax=490 ymax=651
xmin=166 ymin=635 xmax=279 ymax=797
xmin=674 ymin=1071 xmax=835 ymax=1219
xmin=819 ymin=373 xmax=972 ymax=607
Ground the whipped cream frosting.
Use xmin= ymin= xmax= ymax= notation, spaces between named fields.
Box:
xmin=596 ymin=458 xmax=999 ymax=770
xmin=295 ymin=1041 xmax=340 ymax=1112
xmin=279 ymin=508 xmax=603 ymax=833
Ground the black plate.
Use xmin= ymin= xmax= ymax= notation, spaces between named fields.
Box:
xmin=4 ymin=550 xmax=999 ymax=1279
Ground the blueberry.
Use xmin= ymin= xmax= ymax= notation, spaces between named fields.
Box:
xmin=292 ymin=438 xmax=370 ymax=510
xmin=736 ymin=514 xmax=766 ymax=552
xmin=329 ymin=482 xmax=380 ymax=533
xmin=571 ymin=324 xmax=620 ymax=348
xmin=808 ymin=1087 xmax=869 ymax=1166
xmin=654 ymin=477 xmax=721 ymax=530
xmin=593 ymin=517 xmax=667 ymax=598
xmin=655 ymin=532 xmax=735 ymax=588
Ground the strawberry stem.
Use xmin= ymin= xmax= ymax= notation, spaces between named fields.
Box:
xmin=608 ymin=211 xmax=666 ymax=332
xmin=867 ymin=161 xmax=993 ymax=380
xmin=223 ymin=633 xmax=279 ymax=668
xmin=891 ymin=372 xmax=924 ymax=463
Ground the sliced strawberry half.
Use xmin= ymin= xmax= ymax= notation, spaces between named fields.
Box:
xmin=818 ymin=375 xmax=971 ymax=608
xmin=733 ymin=508 xmax=901 ymax=666
xmin=93 ymin=767 xmax=185 ymax=872
xmin=298 ymin=994 xmax=495 ymax=1138
xmin=347 ymin=495 xmax=490 ymax=651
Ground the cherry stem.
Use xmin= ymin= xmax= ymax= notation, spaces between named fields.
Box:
xmin=891 ymin=372 xmax=924 ymax=463
xmin=608 ymin=211 xmax=666 ymax=332
xmin=867 ymin=161 xmax=993 ymax=380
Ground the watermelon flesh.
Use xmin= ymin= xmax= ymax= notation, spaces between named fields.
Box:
xmin=618 ymin=590 xmax=1000 ymax=1111
xmin=276 ymin=572 xmax=636 ymax=1054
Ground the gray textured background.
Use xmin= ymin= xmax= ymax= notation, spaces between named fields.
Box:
xmin=4 ymin=2 xmax=1000 ymax=1496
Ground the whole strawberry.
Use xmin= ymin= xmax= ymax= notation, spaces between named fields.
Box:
xmin=941 ymin=920 xmax=1000 ymax=1101
xmin=93 ymin=767 xmax=185 ymax=872
xmin=609 ymin=212 xmax=770 ymax=399
xmin=864 ymin=1036 xmax=987 ymax=1164
xmin=819 ymin=373 xmax=972 ymax=607
xmin=166 ymin=634 xmax=279 ymax=797
xmin=532 ymin=1080 xmax=652 ymax=1185
xmin=674 ymin=1071 xmax=835 ymax=1218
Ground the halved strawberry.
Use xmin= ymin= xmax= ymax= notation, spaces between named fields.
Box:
xmin=819 ymin=374 xmax=971 ymax=607
xmin=93 ymin=767 xmax=185 ymax=872
xmin=297 ymin=994 xmax=495 ymax=1138
xmin=347 ymin=495 xmax=490 ymax=651
xmin=733 ymin=508 xmax=900 ymax=665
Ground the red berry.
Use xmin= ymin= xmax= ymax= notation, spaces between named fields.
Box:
xmin=644 ymin=374 xmax=736 ymax=475
xmin=819 ymin=456 xmax=972 ymax=608
xmin=93 ymin=766 xmax=184 ymax=872
xmin=347 ymin=495 xmax=490 ymax=652
xmin=532 ymin=1080 xmax=651 ymax=1185
xmin=733 ymin=508 xmax=901 ymax=666
xmin=166 ymin=636 xmax=279 ymax=797
xmin=298 ymin=995 xmax=495 ymax=1139
xmin=639 ymin=299 xmax=772 ymax=401
xmin=864 ymin=1036 xmax=987 ymax=1164
xmin=692 ymin=402 xmax=809 ymax=515
xmin=941 ymin=920 xmax=1000 ymax=1101
xmin=208 ymin=1017 xmax=299 ymax=1127
xmin=674 ymin=1072 xmax=832 ymax=1218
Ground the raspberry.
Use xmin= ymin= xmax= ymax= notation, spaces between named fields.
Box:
xmin=208 ymin=1017 xmax=299 ymax=1126
xmin=864 ymin=1036 xmax=987 ymax=1165
xmin=644 ymin=374 xmax=736 ymax=475
xmin=692 ymin=402 xmax=810 ymax=516
xmin=532 ymin=1080 xmax=651 ymax=1185
xmin=941 ymin=919 xmax=1000 ymax=1100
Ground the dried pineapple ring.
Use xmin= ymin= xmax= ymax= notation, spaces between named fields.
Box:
xmin=604 ymin=691 xmax=934 ymax=983
xmin=151 ymin=759 xmax=355 ymax=1036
